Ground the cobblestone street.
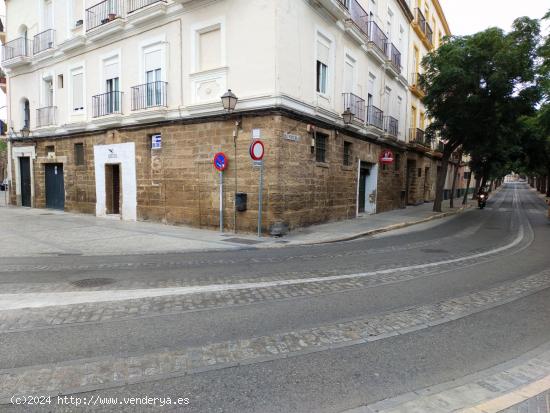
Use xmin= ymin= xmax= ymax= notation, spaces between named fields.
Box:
xmin=1 ymin=183 xmax=550 ymax=412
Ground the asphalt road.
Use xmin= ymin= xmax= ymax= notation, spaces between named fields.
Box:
xmin=1 ymin=183 xmax=549 ymax=412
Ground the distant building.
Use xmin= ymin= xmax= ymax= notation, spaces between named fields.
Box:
xmin=3 ymin=0 xmax=457 ymax=233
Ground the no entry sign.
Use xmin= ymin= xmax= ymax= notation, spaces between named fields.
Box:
xmin=249 ymin=140 xmax=265 ymax=161
xmin=213 ymin=152 xmax=228 ymax=171
xmin=379 ymin=150 xmax=395 ymax=164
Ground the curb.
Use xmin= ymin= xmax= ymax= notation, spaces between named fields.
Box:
xmin=277 ymin=203 xmax=474 ymax=247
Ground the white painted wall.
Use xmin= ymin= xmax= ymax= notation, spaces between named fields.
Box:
xmin=93 ymin=142 xmax=137 ymax=221
xmin=5 ymin=0 xmax=416 ymax=139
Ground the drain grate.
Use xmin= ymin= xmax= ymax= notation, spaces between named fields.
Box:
xmin=71 ymin=278 xmax=115 ymax=288
xmin=421 ymin=249 xmax=449 ymax=253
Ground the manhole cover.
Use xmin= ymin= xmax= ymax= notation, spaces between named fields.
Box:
xmin=40 ymin=213 xmax=54 ymax=216
xmin=57 ymin=253 xmax=83 ymax=256
xmin=71 ymin=278 xmax=115 ymax=288
xmin=222 ymin=238 xmax=263 ymax=245
xmin=421 ymin=249 xmax=449 ymax=253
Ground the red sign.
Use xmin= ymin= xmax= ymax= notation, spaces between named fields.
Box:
xmin=249 ymin=140 xmax=265 ymax=161
xmin=213 ymin=152 xmax=228 ymax=171
xmin=379 ymin=150 xmax=395 ymax=164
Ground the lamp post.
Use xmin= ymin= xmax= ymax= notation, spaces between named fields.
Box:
xmin=342 ymin=108 xmax=354 ymax=125
xmin=221 ymin=89 xmax=239 ymax=233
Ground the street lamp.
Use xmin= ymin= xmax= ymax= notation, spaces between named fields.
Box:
xmin=221 ymin=89 xmax=238 ymax=112
xmin=220 ymin=90 xmax=240 ymax=233
xmin=342 ymin=108 xmax=354 ymax=125
xmin=20 ymin=127 xmax=30 ymax=138
xmin=8 ymin=126 xmax=31 ymax=139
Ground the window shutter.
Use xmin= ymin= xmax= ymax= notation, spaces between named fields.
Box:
xmin=199 ymin=28 xmax=221 ymax=71
xmin=144 ymin=49 xmax=162 ymax=73
xmin=317 ymin=41 xmax=329 ymax=65
xmin=103 ymin=57 xmax=119 ymax=81
xmin=72 ymin=72 xmax=84 ymax=111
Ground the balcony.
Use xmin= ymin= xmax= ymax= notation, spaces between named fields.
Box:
xmin=36 ymin=106 xmax=57 ymax=128
xmin=33 ymin=29 xmax=55 ymax=55
xmin=409 ymin=128 xmax=430 ymax=147
xmin=128 ymin=0 xmax=166 ymax=12
xmin=131 ymin=81 xmax=168 ymax=110
xmin=92 ymin=91 xmax=123 ymax=118
xmin=342 ymin=92 xmax=365 ymax=123
xmin=387 ymin=43 xmax=402 ymax=74
xmin=86 ymin=0 xmax=124 ymax=32
xmin=1 ymin=37 xmax=32 ymax=68
xmin=425 ymin=22 xmax=434 ymax=47
xmin=367 ymin=105 xmax=384 ymax=130
xmin=346 ymin=0 xmax=369 ymax=38
xmin=368 ymin=21 xmax=388 ymax=56
xmin=409 ymin=72 xmax=425 ymax=98
xmin=383 ymin=116 xmax=398 ymax=138
xmin=413 ymin=8 xmax=434 ymax=49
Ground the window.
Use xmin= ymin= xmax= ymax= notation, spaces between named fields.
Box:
xmin=316 ymin=35 xmax=330 ymax=95
xmin=418 ymin=168 xmax=422 ymax=177
xmin=315 ymin=133 xmax=327 ymax=163
xmin=198 ymin=26 xmax=221 ymax=71
xmin=71 ymin=67 xmax=84 ymax=112
xmin=103 ymin=55 xmax=120 ymax=114
xmin=45 ymin=145 xmax=54 ymax=155
xmin=464 ymin=171 xmax=472 ymax=180
xmin=144 ymin=47 xmax=163 ymax=107
xmin=74 ymin=143 xmax=84 ymax=165
xmin=22 ymin=99 xmax=30 ymax=129
xmin=57 ymin=74 xmax=64 ymax=89
xmin=395 ymin=153 xmax=401 ymax=171
xmin=343 ymin=141 xmax=352 ymax=166
xmin=43 ymin=78 xmax=53 ymax=107
xmin=316 ymin=61 xmax=328 ymax=94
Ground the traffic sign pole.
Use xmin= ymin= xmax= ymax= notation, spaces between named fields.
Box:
xmin=220 ymin=171 xmax=223 ymax=233
xmin=213 ymin=152 xmax=228 ymax=233
xmin=258 ymin=163 xmax=263 ymax=237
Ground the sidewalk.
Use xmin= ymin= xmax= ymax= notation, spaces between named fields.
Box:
xmin=0 ymin=198 xmax=472 ymax=257
xmin=276 ymin=198 xmax=473 ymax=246
xmin=350 ymin=341 xmax=550 ymax=413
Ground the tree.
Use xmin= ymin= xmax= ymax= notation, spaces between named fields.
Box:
xmin=421 ymin=18 xmax=541 ymax=211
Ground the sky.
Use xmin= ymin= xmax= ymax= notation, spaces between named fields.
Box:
xmin=439 ymin=0 xmax=549 ymax=36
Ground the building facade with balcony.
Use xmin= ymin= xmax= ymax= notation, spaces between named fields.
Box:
xmin=3 ymin=0 xmax=452 ymax=233
xmin=404 ymin=0 xmax=451 ymax=205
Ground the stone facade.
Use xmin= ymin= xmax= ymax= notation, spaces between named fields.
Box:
xmin=10 ymin=113 xmax=423 ymax=233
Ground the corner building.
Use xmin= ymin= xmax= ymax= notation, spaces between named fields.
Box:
xmin=4 ymin=0 xmax=451 ymax=233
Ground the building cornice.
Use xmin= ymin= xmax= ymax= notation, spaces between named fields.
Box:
xmin=10 ymin=105 xmax=409 ymax=153
xmin=396 ymin=0 xmax=414 ymax=23
xmin=432 ymin=0 xmax=451 ymax=35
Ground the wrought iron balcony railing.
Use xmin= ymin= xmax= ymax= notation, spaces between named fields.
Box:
xmin=92 ymin=91 xmax=123 ymax=117
xmin=409 ymin=128 xmax=430 ymax=146
xmin=131 ymin=81 xmax=168 ymax=110
xmin=347 ymin=0 xmax=369 ymax=36
xmin=342 ymin=92 xmax=366 ymax=123
xmin=128 ymin=0 xmax=166 ymax=13
xmin=86 ymin=0 xmax=123 ymax=31
xmin=36 ymin=106 xmax=57 ymax=128
xmin=415 ymin=8 xmax=427 ymax=34
xmin=425 ymin=22 xmax=433 ymax=46
xmin=2 ymin=37 xmax=31 ymax=62
xmin=367 ymin=105 xmax=384 ymax=130
xmin=368 ymin=20 xmax=388 ymax=54
xmin=33 ymin=29 xmax=55 ymax=54
xmin=384 ymin=116 xmax=398 ymax=137
xmin=387 ymin=43 xmax=401 ymax=72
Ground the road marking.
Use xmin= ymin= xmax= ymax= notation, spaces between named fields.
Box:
xmin=0 ymin=215 xmax=529 ymax=311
